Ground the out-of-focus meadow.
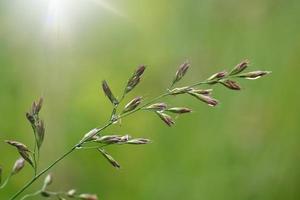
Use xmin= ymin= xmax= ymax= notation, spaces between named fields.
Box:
xmin=0 ymin=0 xmax=299 ymax=199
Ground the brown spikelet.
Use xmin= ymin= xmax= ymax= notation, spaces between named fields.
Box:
xmin=191 ymin=89 xmax=213 ymax=95
xmin=172 ymin=61 xmax=190 ymax=86
xmin=5 ymin=140 xmax=34 ymax=167
xmin=169 ymin=86 xmax=193 ymax=95
xmin=207 ymin=71 xmax=227 ymax=81
xmin=230 ymin=60 xmax=249 ymax=75
xmin=122 ymin=96 xmax=142 ymax=113
xmin=125 ymin=65 xmax=146 ymax=94
xmin=97 ymin=148 xmax=120 ymax=169
xmin=220 ymin=80 xmax=241 ymax=90
xmin=237 ymin=71 xmax=271 ymax=80
xmin=188 ymin=92 xmax=218 ymax=107
xmin=145 ymin=103 xmax=167 ymax=111
xmin=126 ymin=138 xmax=151 ymax=145
xmin=80 ymin=128 xmax=100 ymax=143
xmin=95 ymin=135 xmax=131 ymax=144
xmin=102 ymin=80 xmax=119 ymax=105
xmin=156 ymin=112 xmax=175 ymax=126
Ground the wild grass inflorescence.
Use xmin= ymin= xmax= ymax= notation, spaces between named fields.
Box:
xmin=0 ymin=60 xmax=270 ymax=200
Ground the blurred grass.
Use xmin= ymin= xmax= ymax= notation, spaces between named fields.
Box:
xmin=0 ymin=0 xmax=299 ymax=199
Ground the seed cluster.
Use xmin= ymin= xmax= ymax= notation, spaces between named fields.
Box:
xmin=2 ymin=60 xmax=270 ymax=200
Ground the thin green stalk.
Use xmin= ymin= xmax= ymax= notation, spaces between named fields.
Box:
xmin=19 ymin=190 xmax=41 ymax=200
xmin=32 ymin=131 xmax=38 ymax=176
xmin=0 ymin=173 xmax=12 ymax=189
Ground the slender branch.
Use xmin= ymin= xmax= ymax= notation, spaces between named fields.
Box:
xmin=19 ymin=190 xmax=41 ymax=200
xmin=0 ymin=173 xmax=12 ymax=189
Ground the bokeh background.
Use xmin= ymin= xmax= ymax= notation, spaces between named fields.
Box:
xmin=0 ymin=0 xmax=299 ymax=199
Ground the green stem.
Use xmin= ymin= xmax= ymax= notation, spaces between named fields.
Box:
xmin=19 ymin=190 xmax=41 ymax=200
xmin=0 ymin=173 xmax=12 ymax=189
xmin=9 ymin=146 xmax=76 ymax=200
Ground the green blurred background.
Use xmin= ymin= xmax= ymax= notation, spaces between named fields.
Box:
xmin=0 ymin=0 xmax=299 ymax=199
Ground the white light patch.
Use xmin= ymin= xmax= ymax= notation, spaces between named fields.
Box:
xmin=90 ymin=0 xmax=124 ymax=17
xmin=42 ymin=0 xmax=124 ymax=43
xmin=44 ymin=0 xmax=71 ymax=41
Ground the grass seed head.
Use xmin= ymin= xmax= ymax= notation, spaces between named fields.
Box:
xmin=126 ymin=138 xmax=151 ymax=145
xmin=145 ymin=103 xmax=167 ymax=111
xmin=125 ymin=65 xmax=146 ymax=94
xmin=188 ymin=92 xmax=218 ymax=107
xmin=230 ymin=59 xmax=249 ymax=75
xmin=122 ymin=96 xmax=142 ymax=113
xmin=156 ymin=112 xmax=175 ymax=126
xmin=95 ymin=134 xmax=131 ymax=144
xmin=98 ymin=148 xmax=121 ymax=169
xmin=169 ymin=86 xmax=193 ymax=95
xmin=102 ymin=80 xmax=119 ymax=105
xmin=166 ymin=107 xmax=192 ymax=114
xmin=172 ymin=61 xmax=190 ymax=86
xmin=220 ymin=80 xmax=241 ymax=90
xmin=191 ymin=89 xmax=213 ymax=95
xmin=237 ymin=71 xmax=271 ymax=80
xmin=207 ymin=71 xmax=227 ymax=81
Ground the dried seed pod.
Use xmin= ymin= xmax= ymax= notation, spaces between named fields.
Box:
xmin=166 ymin=107 xmax=192 ymax=114
xmin=124 ymin=65 xmax=146 ymax=94
xmin=5 ymin=140 xmax=33 ymax=167
xmin=43 ymin=174 xmax=53 ymax=188
xmin=11 ymin=158 xmax=25 ymax=175
xmin=145 ymin=103 xmax=167 ymax=111
xmin=67 ymin=189 xmax=77 ymax=197
xmin=126 ymin=138 xmax=151 ymax=145
xmin=207 ymin=71 xmax=227 ymax=81
xmin=79 ymin=194 xmax=98 ymax=200
xmin=220 ymin=80 xmax=241 ymax=90
xmin=156 ymin=112 xmax=175 ymax=127
xmin=237 ymin=71 xmax=271 ymax=80
xmin=102 ymin=80 xmax=119 ymax=105
xmin=98 ymin=148 xmax=120 ymax=169
xmin=188 ymin=92 xmax=218 ymax=107
xmin=80 ymin=128 xmax=100 ymax=143
xmin=122 ymin=96 xmax=142 ymax=113
xmin=169 ymin=86 xmax=193 ymax=95
xmin=172 ymin=61 xmax=190 ymax=86
xmin=230 ymin=60 xmax=249 ymax=75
